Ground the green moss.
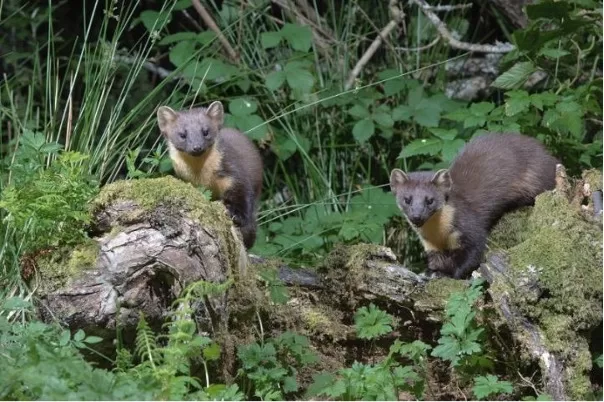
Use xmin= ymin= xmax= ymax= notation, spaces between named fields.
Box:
xmin=37 ymin=239 xmax=99 ymax=293
xmin=92 ymin=176 xmax=243 ymax=277
xmin=582 ymin=169 xmax=603 ymax=191
xmin=413 ymin=278 xmax=467 ymax=317
xmin=488 ymin=207 xmax=533 ymax=249
xmin=489 ymin=186 xmax=603 ymax=400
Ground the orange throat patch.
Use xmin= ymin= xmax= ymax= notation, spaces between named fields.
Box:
xmin=168 ymin=143 xmax=233 ymax=199
xmin=410 ymin=204 xmax=460 ymax=252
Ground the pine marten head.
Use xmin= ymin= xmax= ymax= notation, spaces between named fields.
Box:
xmin=389 ymin=169 xmax=452 ymax=227
xmin=156 ymin=101 xmax=224 ymax=156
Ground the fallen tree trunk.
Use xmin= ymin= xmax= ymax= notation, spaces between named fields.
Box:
xmin=32 ymin=170 xmax=602 ymax=400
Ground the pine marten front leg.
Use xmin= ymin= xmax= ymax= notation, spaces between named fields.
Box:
xmin=427 ymin=229 xmax=487 ymax=279
xmin=222 ymin=184 xmax=258 ymax=249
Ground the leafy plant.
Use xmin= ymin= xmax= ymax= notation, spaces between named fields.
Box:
xmin=0 ymin=132 xmax=99 ymax=253
xmin=431 ymin=279 xmax=489 ymax=369
xmin=472 ymin=374 xmax=514 ymax=400
xmin=354 ymin=303 xmax=394 ymax=340
xmin=237 ymin=331 xmax=317 ymax=400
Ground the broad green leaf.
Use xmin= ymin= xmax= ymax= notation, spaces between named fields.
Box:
xmin=347 ymin=104 xmax=370 ymax=119
xmin=352 ymin=119 xmax=375 ymax=143
xmin=429 ymin=128 xmax=458 ymax=140
xmin=392 ymin=105 xmax=413 ymax=121
xmin=491 ymin=61 xmax=536 ymax=89
xmin=414 ymin=98 xmax=442 ymax=127
xmin=169 ymin=40 xmax=196 ymax=67
xmin=261 ymin=31 xmax=282 ymax=49
xmin=229 ymin=98 xmax=257 ymax=116
xmin=538 ymin=47 xmax=570 ymax=59
xmin=472 ymin=375 xmax=513 ymax=400
xmin=505 ymin=90 xmax=531 ymax=116
xmin=237 ymin=115 xmax=268 ymax=140
xmin=266 ymin=71 xmax=286 ymax=91
xmin=377 ymin=69 xmax=406 ymax=96
xmin=398 ymin=138 xmax=442 ymax=158
xmin=526 ymin=1 xmax=570 ymax=20
xmin=159 ymin=32 xmax=198 ymax=45
xmin=286 ymin=69 xmax=315 ymax=92
xmin=139 ymin=10 xmax=171 ymax=33
xmin=373 ymin=112 xmax=394 ymax=128
xmin=281 ymin=23 xmax=313 ymax=52
xmin=441 ymin=139 xmax=465 ymax=162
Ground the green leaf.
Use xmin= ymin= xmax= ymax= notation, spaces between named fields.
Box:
xmin=414 ymin=98 xmax=442 ymax=127
xmin=398 ymin=138 xmax=442 ymax=158
xmin=281 ymin=23 xmax=313 ymax=52
xmin=538 ymin=47 xmax=570 ymax=59
xmin=237 ymin=115 xmax=268 ymax=141
xmin=285 ymin=69 xmax=315 ymax=92
xmin=282 ymin=376 xmax=298 ymax=393
xmin=441 ymin=139 xmax=465 ymax=162
xmin=168 ymin=40 xmax=196 ymax=67
xmin=378 ymin=69 xmax=406 ymax=95
xmin=59 ymin=330 xmax=71 ymax=346
xmin=83 ymin=336 xmax=103 ymax=344
xmin=354 ymin=303 xmax=394 ymax=339
xmin=73 ymin=329 xmax=85 ymax=342
xmin=352 ymin=119 xmax=375 ymax=143
xmin=429 ymin=128 xmax=458 ymax=141
xmin=203 ymin=342 xmax=221 ymax=361
xmin=158 ymin=32 xmax=199 ymax=45
xmin=392 ymin=105 xmax=413 ymax=121
xmin=472 ymin=375 xmax=513 ymax=400
xmin=229 ymin=98 xmax=258 ymax=116
xmin=505 ymin=90 xmax=531 ymax=116
xmin=347 ymin=104 xmax=370 ymax=119
xmin=139 ymin=10 xmax=171 ymax=33
xmin=373 ymin=112 xmax=394 ymax=128
xmin=266 ymin=71 xmax=286 ymax=91
xmin=491 ymin=61 xmax=536 ymax=89
xmin=261 ymin=31 xmax=282 ymax=49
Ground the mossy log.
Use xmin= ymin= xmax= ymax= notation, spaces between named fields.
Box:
xmin=33 ymin=169 xmax=601 ymax=400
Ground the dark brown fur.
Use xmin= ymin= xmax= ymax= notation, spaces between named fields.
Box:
xmin=157 ymin=102 xmax=263 ymax=249
xmin=390 ymin=133 xmax=558 ymax=279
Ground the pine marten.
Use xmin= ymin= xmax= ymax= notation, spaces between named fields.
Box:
xmin=390 ymin=133 xmax=558 ymax=279
xmin=157 ymin=101 xmax=263 ymax=249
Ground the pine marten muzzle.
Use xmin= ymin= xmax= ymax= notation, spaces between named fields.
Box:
xmin=390 ymin=133 xmax=558 ymax=279
xmin=157 ymin=101 xmax=263 ymax=249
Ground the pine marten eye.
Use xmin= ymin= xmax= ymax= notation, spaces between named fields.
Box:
xmin=178 ymin=131 xmax=187 ymax=139
xmin=404 ymin=196 xmax=412 ymax=204
xmin=425 ymin=197 xmax=434 ymax=206
xmin=202 ymin=128 xmax=209 ymax=137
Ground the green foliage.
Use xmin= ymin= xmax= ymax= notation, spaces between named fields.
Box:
xmin=0 ymin=132 xmax=99 ymax=253
xmin=258 ymin=267 xmax=290 ymax=305
xmin=472 ymin=374 xmax=514 ymax=400
xmin=237 ymin=331 xmax=317 ymax=400
xmin=431 ymin=279 xmax=489 ymax=369
xmin=354 ymin=303 xmax=394 ymax=340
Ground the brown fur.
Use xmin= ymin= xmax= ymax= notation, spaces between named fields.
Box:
xmin=390 ymin=133 xmax=558 ymax=278
xmin=157 ymin=102 xmax=263 ymax=249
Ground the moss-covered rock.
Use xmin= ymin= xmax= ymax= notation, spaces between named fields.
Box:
xmin=488 ymin=186 xmax=603 ymax=399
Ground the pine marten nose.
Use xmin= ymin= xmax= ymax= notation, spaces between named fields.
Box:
xmin=192 ymin=145 xmax=203 ymax=153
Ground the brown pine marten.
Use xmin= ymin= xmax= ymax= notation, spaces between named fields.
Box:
xmin=390 ymin=133 xmax=558 ymax=279
xmin=157 ymin=101 xmax=263 ymax=249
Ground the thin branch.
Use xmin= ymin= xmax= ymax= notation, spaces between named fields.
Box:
xmin=408 ymin=0 xmax=515 ymax=53
xmin=191 ymin=0 xmax=240 ymax=64
xmin=344 ymin=0 xmax=404 ymax=90
xmin=114 ymin=55 xmax=175 ymax=79
xmin=425 ymin=3 xmax=473 ymax=11
xmin=396 ymin=36 xmax=440 ymax=52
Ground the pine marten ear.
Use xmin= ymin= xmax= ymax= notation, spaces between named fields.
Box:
xmin=206 ymin=101 xmax=224 ymax=127
xmin=431 ymin=169 xmax=452 ymax=190
xmin=157 ymin=106 xmax=178 ymax=132
xmin=390 ymin=169 xmax=409 ymax=194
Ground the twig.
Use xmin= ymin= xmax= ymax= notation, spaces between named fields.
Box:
xmin=396 ymin=36 xmax=440 ymax=52
xmin=114 ymin=55 xmax=176 ymax=79
xmin=191 ymin=0 xmax=240 ymax=64
xmin=408 ymin=0 xmax=515 ymax=53
xmin=425 ymin=3 xmax=472 ymax=11
xmin=344 ymin=0 xmax=404 ymax=90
